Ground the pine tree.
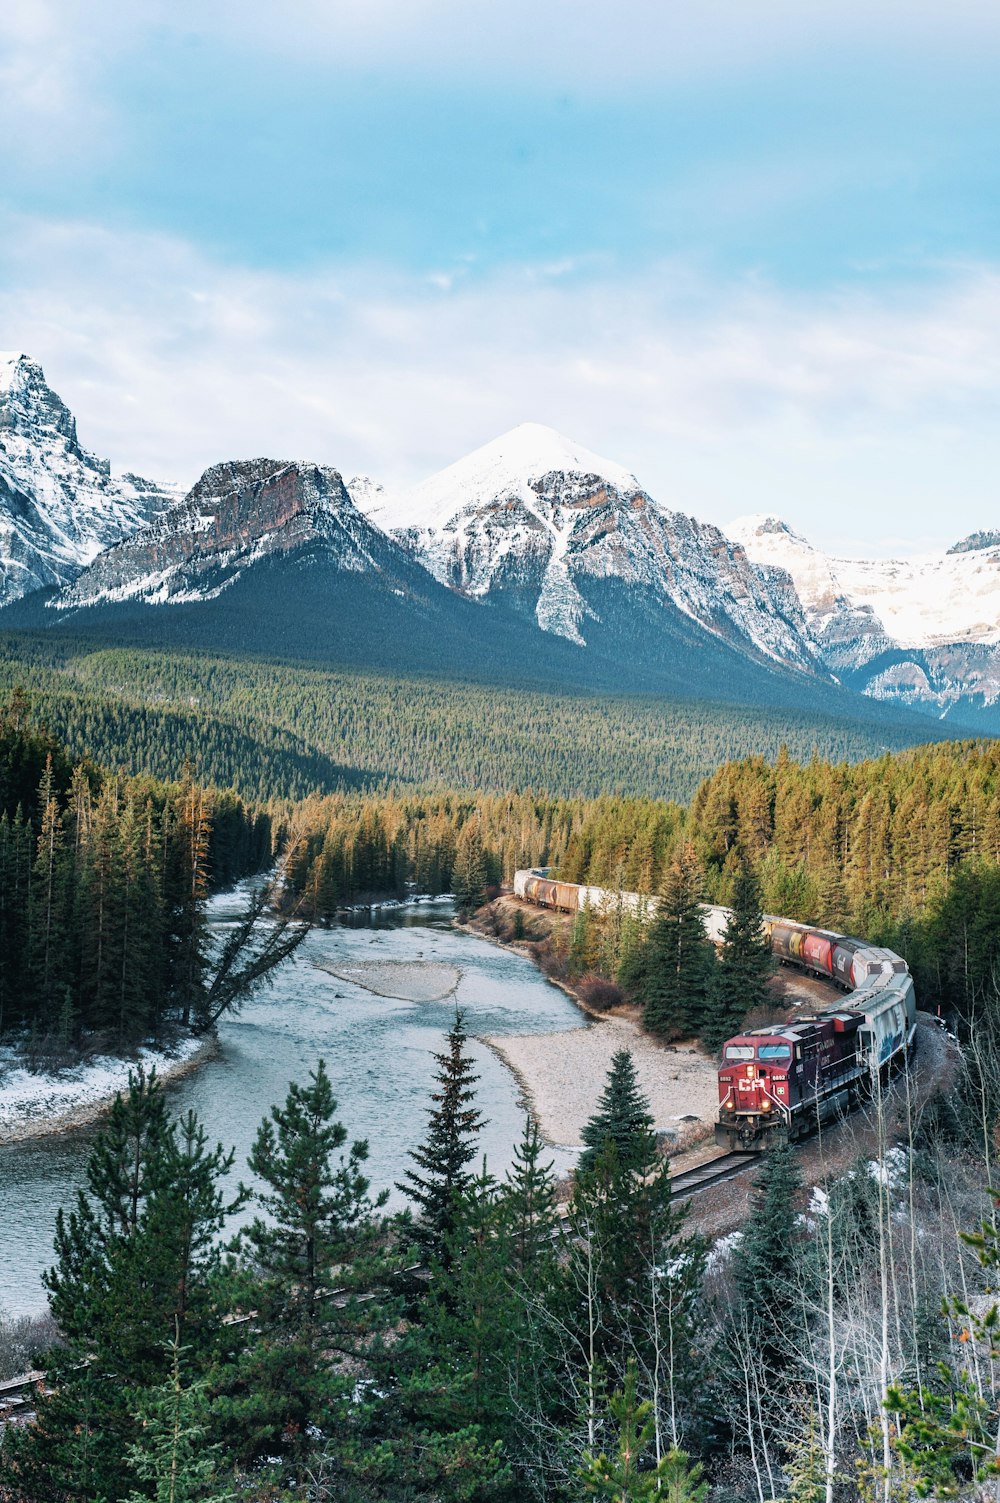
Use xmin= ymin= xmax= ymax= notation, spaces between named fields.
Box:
xmin=123 ymin=1328 xmax=234 ymax=1503
xmin=4 ymin=1071 xmax=241 ymax=1503
xmin=579 ymin=1049 xmax=655 ymax=1176
xmin=398 ymin=1010 xmax=485 ymax=1268
xmin=731 ymin=1139 xmax=804 ymax=1393
xmin=27 ymin=754 xmax=73 ymax=1032
xmin=218 ymin=1058 xmax=389 ymax=1467
xmin=735 ymin=1137 xmax=803 ymax=1314
xmin=581 ymin=1360 xmax=709 ymax=1501
xmin=503 ymin=1114 xmax=559 ymax=1277
xmin=639 ymin=842 xmax=714 ymax=1039
xmin=452 ymin=820 xmax=489 ymax=916
xmin=701 ymin=860 xmax=772 ymax=1052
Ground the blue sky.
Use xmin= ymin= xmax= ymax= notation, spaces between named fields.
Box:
xmin=3 ymin=0 xmax=1000 ymax=551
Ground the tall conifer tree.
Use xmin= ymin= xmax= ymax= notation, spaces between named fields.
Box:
xmin=639 ymin=842 xmax=714 ymax=1039
xmin=701 ymin=861 xmax=772 ymax=1052
xmin=398 ymin=1010 xmax=485 ymax=1268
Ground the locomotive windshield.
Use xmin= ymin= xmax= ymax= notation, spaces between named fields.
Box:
xmin=757 ymin=1044 xmax=791 ymax=1060
xmin=724 ymin=1045 xmax=755 ymax=1060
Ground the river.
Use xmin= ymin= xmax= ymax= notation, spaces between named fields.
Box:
xmin=0 ymin=892 xmax=587 ymax=1319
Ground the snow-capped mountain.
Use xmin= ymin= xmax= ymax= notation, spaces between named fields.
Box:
xmin=56 ymin=458 xmax=412 ymax=608
xmin=0 ymin=353 xmax=177 ymax=604
xmin=352 ymin=423 xmax=822 ymax=674
xmin=729 ymin=515 xmax=1000 ymax=722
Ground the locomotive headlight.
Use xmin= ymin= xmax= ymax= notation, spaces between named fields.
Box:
xmin=746 ymin=1064 xmax=756 ymax=1079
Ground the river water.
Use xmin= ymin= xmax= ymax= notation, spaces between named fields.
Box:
xmin=1 ymin=893 xmax=587 ymax=1319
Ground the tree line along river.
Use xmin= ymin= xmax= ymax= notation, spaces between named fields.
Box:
xmin=0 ymin=893 xmax=586 ymax=1319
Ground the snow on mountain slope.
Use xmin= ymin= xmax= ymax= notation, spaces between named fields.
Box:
xmin=730 ymin=516 xmax=1000 ymax=653
xmin=729 ymin=514 xmax=1000 ymax=718
xmin=0 ymin=353 xmax=178 ymax=604
xmin=368 ymin=423 xmax=821 ymax=670
xmin=56 ymin=458 xmax=406 ymax=608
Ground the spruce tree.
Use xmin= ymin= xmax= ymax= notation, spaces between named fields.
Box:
xmin=578 ymin=1049 xmax=656 ymax=1176
xmin=733 ymin=1138 xmax=804 ymax=1383
xmin=639 ymin=842 xmax=714 ymax=1039
xmin=452 ymin=820 xmax=489 ymax=916
xmin=734 ymin=1137 xmax=804 ymax=1314
xmin=123 ymin=1330 xmax=234 ymax=1503
xmin=4 ymin=1071 xmax=241 ymax=1503
xmin=581 ymin=1361 xmax=709 ymax=1501
xmin=700 ymin=860 xmax=772 ymax=1052
xmin=503 ymin=1114 xmax=559 ymax=1276
xmin=398 ymin=1010 xmax=485 ymax=1268
xmin=217 ymin=1058 xmax=389 ymax=1468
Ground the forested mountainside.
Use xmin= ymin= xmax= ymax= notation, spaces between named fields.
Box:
xmin=0 ymin=633 xmax=967 ymax=802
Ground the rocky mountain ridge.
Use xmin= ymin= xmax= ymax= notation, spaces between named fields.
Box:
xmin=57 ymin=458 xmax=406 ymax=608
xmin=729 ymin=514 xmax=1000 ymax=724
xmin=0 ymin=353 xmax=178 ymax=604
xmin=5 ymin=351 xmax=999 ymax=727
xmin=350 ymin=423 xmax=822 ymax=674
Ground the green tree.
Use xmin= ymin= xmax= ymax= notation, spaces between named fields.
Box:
xmin=217 ymin=1058 xmax=389 ymax=1469
xmin=701 ymin=861 xmax=772 ymax=1052
xmin=3 ymin=1071 xmax=241 ymax=1503
xmin=581 ymin=1360 xmax=709 ymax=1501
xmin=398 ymin=1010 xmax=485 ymax=1269
xmin=578 ymin=1049 xmax=655 ymax=1176
xmin=638 ymin=842 xmax=714 ymax=1039
xmin=123 ymin=1328 xmax=234 ymax=1503
xmin=453 ymin=820 xmax=489 ymax=916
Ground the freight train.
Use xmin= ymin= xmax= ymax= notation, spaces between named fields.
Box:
xmin=512 ymin=870 xmax=917 ymax=1152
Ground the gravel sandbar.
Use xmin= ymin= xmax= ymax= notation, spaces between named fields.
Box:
xmin=315 ymin=959 xmax=461 ymax=1003
xmin=483 ymin=1016 xmax=718 ymax=1149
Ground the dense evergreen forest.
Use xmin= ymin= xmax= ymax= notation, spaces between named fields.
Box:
xmin=0 ymin=631 xmax=962 ymax=801
xmin=3 ymin=679 xmax=1000 ymax=1498
xmin=0 ymin=691 xmax=276 ymax=1052
xmin=277 ymin=739 xmax=1000 ymax=1043
xmin=2 ymin=1018 xmax=996 ymax=1502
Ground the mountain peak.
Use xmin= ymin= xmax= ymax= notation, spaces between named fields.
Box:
xmin=0 ymin=351 xmax=31 ymax=392
xmin=947 ymin=530 xmax=1000 ymax=555
xmin=378 ymin=422 xmax=642 ymax=532
xmin=729 ymin=513 xmax=806 ymax=544
xmin=0 ymin=352 xmax=176 ymax=605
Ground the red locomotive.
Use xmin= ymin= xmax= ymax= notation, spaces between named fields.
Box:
xmin=715 ymin=919 xmax=916 ymax=1151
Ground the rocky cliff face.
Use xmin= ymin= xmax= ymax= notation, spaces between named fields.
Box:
xmin=0 ymin=353 xmax=177 ymax=604
xmin=729 ymin=514 xmax=1000 ymax=722
xmin=353 ymin=423 xmax=824 ymax=674
xmin=57 ymin=458 xmax=407 ymax=607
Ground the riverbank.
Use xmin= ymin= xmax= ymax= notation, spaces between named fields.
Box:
xmin=460 ymin=896 xmax=719 ymax=1151
xmin=0 ymin=1035 xmax=218 ymax=1145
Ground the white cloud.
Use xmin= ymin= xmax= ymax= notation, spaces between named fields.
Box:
xmin=2 ymin=212 xmax=1000 ymax=553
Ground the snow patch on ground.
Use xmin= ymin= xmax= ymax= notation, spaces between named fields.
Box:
xmin=0 ymin=1037 xmax=205 ymax=1143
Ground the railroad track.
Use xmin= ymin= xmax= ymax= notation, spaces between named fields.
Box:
xmin=669 ymin=1150 xmax=757 ymax=1201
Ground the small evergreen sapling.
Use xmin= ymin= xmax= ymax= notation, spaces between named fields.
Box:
xmin=578 ymin=1049 xmax=655 ymax=1176
xmin=581 ymin=1360 xmax=709 ymax=1501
